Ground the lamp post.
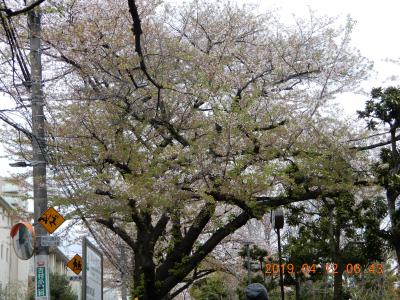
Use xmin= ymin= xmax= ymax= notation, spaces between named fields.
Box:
xmin=272 ymin=208 xmax=285 ymax=300
xmin=244 ymin=241 xmax=252 ymax=284
xmin=9 ymin=161 xmax=45 ymax=167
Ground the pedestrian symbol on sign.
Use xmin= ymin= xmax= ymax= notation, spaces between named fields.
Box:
xmin=38 ymin=207 xmax=65 ymax=234
xmin=67 ymin=254 xmax=83 ymax=275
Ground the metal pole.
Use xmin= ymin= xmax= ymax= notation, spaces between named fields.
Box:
xmin=120 ymin=244 xmax=128 ymax=300
xmin=246 ymin=243 xmax=251 ymax=284
xmin=277 ymin=228 xmax=284 ymax=300
xmin=28 ymin=3 xmax=49 ymax=299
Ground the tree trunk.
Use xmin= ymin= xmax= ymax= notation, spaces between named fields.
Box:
xmin=133 ymin=248 xmax=157 ymax=300
xmin=132 ymin=225 xmax=158 ymax=300
xmin=387 ymin=189 xmax=400 ymax=271
xmin=333 ymin=261 xmax=344 ymax=300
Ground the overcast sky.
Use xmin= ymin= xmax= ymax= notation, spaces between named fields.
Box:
xmin=248 ymin=0 xmax=400 ymax=113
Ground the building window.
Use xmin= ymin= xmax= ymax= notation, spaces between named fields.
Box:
xmin=6 ymin=247 xmax=8 ymax=262
xmin=1 ymin=244 xmax=3 ymax=259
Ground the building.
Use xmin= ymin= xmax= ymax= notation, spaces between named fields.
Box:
xmin=0 ymin=177 xmax=124 ymax=299
xmin=48 ymin=247 xmax=69 ymax=275
xmin=0 ymin=179 xmax=31 ymax=299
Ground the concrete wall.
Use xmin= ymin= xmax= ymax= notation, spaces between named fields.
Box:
xmin=0 ymin=202 xmax=31 ymax=297
xmin=0 ymin=205 xmax=12 ymax=291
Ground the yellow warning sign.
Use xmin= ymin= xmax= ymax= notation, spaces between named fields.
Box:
xmin=67 ymin=254 xmax=83 ymax=275
xmin=38 ymin=207 xmax=65 ymax=234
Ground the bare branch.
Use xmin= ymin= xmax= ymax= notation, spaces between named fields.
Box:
xmin=127 ymin=0 xmax=162 ymax=89
xmin=1 ymin=0 xmax=45 ymax=17
xmin=351 ymin=134 xmax=400 ymax=151
xmin=96 ymin=218 xmax=136 ymax=250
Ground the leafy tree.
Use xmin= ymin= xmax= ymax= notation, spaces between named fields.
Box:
xmin=357 ymin=86 xmax=400 ymax=268
xmin=349 ymin=262 xmax=400 ymax=300
xmin=28 ymin=273 xmax=78 ymax=300
xmin=0 ymin=281 xmax=29 ymax=300
xmin=285 ymin=192 xmax=387 ymax=300
xmin=0 ymin=0 xmax=371 ymax=299
xmin=189 ymin=272 xmax=228 ymax=300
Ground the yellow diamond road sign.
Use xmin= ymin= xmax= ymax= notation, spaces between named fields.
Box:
xmin=67 ymin=254 xmax=83 ymax=275
xmin=38 ymin=207 xmax=65 ymax=234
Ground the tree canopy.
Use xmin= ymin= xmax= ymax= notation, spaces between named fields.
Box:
xmin=0 ymin=0 xmax=372 ymax=299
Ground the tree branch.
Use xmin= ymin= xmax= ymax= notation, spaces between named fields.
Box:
xmin=168 ymin=269 xmax=215 ymax=299
xmin=156 ymin=202 xmax=216 ymax=280
xmin=273 ymin=69 xmax=320 ymax=85
xmin=159 ymin=211 xmax=250 ymax=296
xmin=255 ymin=189 xmax=341 ymax=207
xmin=254 ymin=120 xmax=286 ymax=131
xmin=96 ymin=218 xmax=136 ymax=250
xmin=152 ymin=213 xmax=169 ymax=245
xmin=1 ymin=0 xmax=45 ymax=17
xmin=127 ymin=0 xmax=162 ymax=89
xmin=351 ymin=134 xmax=400 ymax=151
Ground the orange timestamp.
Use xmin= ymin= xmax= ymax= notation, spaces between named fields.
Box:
xmin=265 ymin=263 xmax=384 ymax=275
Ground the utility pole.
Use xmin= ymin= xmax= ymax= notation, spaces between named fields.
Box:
xmin=28 ymin=2 xmax=49 ymax=299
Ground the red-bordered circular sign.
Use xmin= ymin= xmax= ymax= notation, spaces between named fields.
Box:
xmin=10 ymin=222 xmax=35 ymax=260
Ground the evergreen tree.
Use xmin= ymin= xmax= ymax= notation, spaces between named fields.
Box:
xmin=358 ymin=86 xmax=400 ymax=269
xmin=285 ymin=193 xmax=387 ymax=300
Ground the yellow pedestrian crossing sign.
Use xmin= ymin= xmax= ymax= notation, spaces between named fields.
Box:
xmin=67 ymin=254 xmax=83 ymax=275
xmin=38 ymin=207 xmax=65 ymax=234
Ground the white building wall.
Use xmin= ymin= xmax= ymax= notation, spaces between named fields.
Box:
xmin=0 ymin=206 xmax=11 ymax=291
xmin=47 ymin=249 xmax=68 ymax=275
xmin=68 ymin=269 xmax=82 ymax=300
xmin=0 ymin=179 xmax=29 ymax=211
xmin=0 ymin=202 xmax=31 ymax=296
xmin=0 ymin=178 xmax=32 ymax=296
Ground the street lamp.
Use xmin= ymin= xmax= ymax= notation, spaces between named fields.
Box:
xmin=9 ymin=160 xmax=45 ymax=167
xmin=244 ymin=241 xmax=252 ymax=284
xmin=272 ymin=208 xmax=285 ymax=300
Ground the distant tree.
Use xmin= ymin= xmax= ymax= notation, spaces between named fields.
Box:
xmin=238 ymin=244 xmax=269 ymax=281
xmin=189 ymin=272 xmax=228 ymax=300
xmin=349 ymin=261 xmax=400 ymax=300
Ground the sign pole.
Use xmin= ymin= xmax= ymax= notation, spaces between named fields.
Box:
xmin=28 ymin=2 xmax=50 ymax=299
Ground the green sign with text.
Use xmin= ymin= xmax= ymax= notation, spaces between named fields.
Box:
xmin=36 ymin=266 xmax=47 ymax=297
